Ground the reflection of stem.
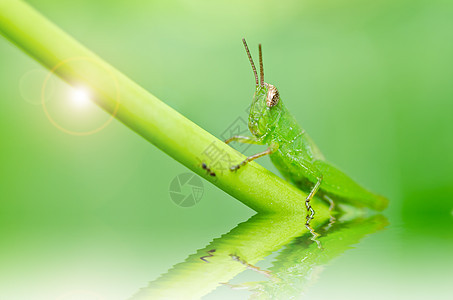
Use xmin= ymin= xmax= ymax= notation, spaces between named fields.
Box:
xmin=129 ymin=211 xmax=330 ymax=300
xmin=131 ymin=212 xmax=388 ymax=300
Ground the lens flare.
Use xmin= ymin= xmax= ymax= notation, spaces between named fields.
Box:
xmin=71 ymin=87 xmax=90 ymax=107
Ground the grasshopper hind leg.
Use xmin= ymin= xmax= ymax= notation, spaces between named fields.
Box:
xmin=279 ymin=157 xmax=323 ymax=224
xmin=304 ymin=176 xmax=323 ymax=223
xmin=273 ymin=155 xmax=324 ymax=246
xmin=303 ymin=175 xmax=323 ymax=248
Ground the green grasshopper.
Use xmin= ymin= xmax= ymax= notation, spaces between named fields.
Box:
xmin=225 ymin=39 xmax=388 ymax=223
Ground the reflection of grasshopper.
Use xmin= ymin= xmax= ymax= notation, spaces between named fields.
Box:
xmin=199 ymin=249 xmax=216 ymax=263
xmin=130 ymin=211 xmax=386 ymax=300
xmin=228 ymin=253 xmax=274 ymax=279
xmin=224 ymin=215 xmax=388 ymax=299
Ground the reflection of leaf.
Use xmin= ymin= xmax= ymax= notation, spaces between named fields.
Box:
xmin=130 ymin=212 xmax=387 ymax=300
xmin=246 ymin=215 xmax=389 ymax=299
xmin=130 ymin=213 xmax=328 ymax=300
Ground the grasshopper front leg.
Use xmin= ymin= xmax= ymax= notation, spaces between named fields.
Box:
xmin=225 ymin=135 xmax=264 ymax=145
xmin=230 ymin=147 xmax=276 ymax=171
xmin=225 ymin=135 xmax=275 ymax=171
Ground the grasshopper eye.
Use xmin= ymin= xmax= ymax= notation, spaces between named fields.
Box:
xmin=266 ymin=85 xmax=279 ymax=108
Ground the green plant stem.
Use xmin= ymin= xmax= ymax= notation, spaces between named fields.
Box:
xmin=0 ymin=0 xmax=324 ymax=213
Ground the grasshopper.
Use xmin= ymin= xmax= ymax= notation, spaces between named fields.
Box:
xmin=225 ymin=39 xmax=388 ymax=224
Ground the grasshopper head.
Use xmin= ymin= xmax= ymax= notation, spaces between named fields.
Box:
xmin=242 ymin=39 xmax=282 ymax=138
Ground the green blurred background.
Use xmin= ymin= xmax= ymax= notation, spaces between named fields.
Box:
xmin=0 ymin=0 xmax=452 ymax=299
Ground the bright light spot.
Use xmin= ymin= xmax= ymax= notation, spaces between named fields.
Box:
xmin=70 ymin=87 xmax=90 ymax=107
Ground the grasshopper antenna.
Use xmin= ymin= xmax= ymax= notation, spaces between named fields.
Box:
xmin=259 ymin=44 xmax=264 ymax=86
xmin=242 ymin=38 xmax=259 ymax=87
